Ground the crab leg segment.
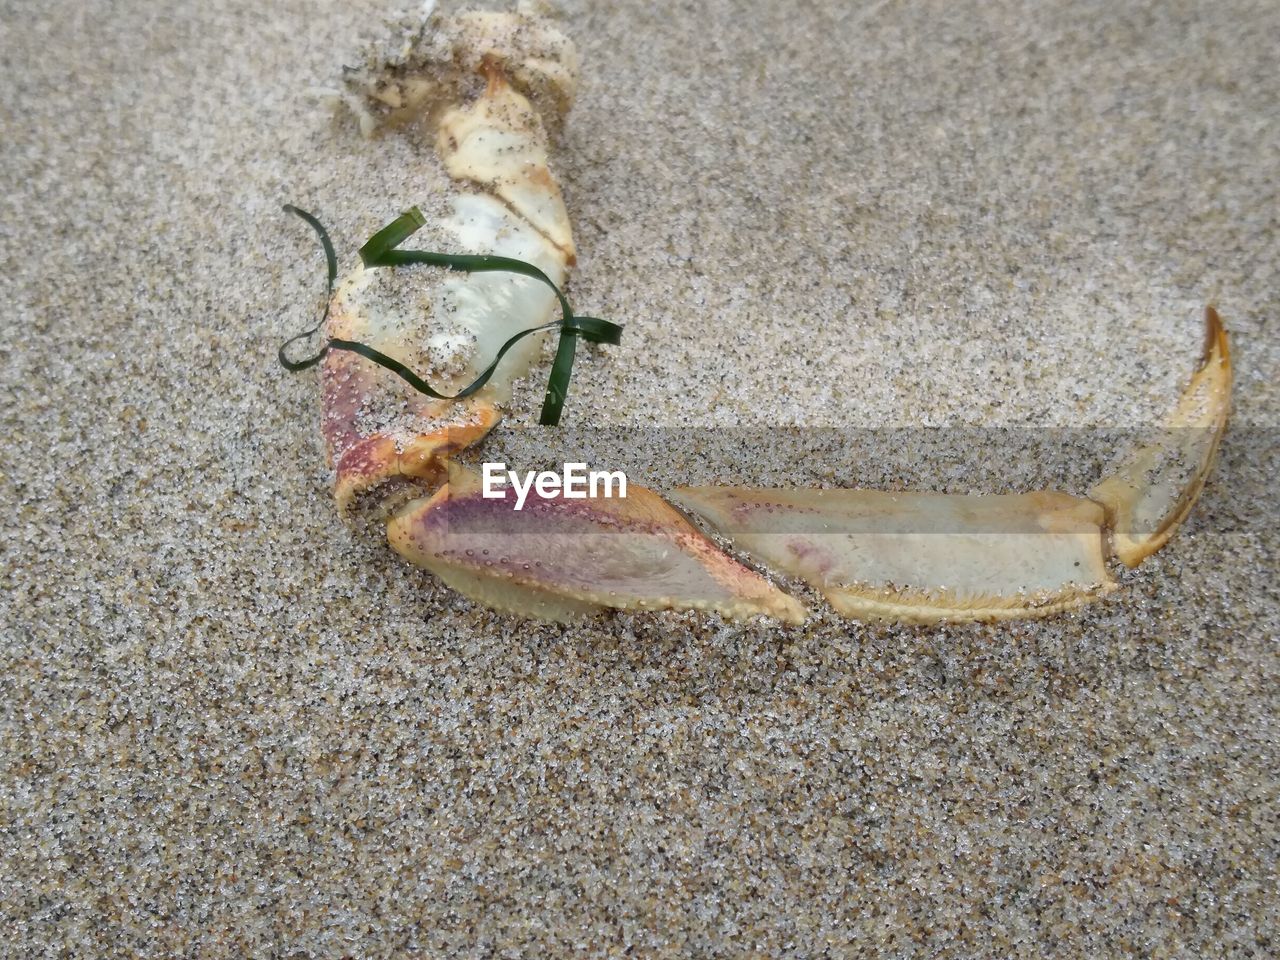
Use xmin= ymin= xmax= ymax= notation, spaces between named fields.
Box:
xmin=1090 ymin=307 xmax=1232 ymax=567
xmin=437 ymin=67 xmax=576 ymax=260
xmin=387 ymin=467 xmax=806 ymax=623
xmin=671 ymin=310 xmax=1231 ymax=624
xmin=671 ymin=488 xmax=1115 ymax=624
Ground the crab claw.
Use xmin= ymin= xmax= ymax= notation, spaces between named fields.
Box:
xmin=386 ymin=467 xmax=806 ymax=623
xmin=1090 ymin=306 xmax=1232 ymax=566
xmin=671 ymin=488 xmax=1116 ymax=625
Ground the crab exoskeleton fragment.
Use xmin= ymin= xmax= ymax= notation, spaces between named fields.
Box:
xmin=310 ymin=4 xmax=1233 ymax=625
xmin=321 ymin=3 xmax=577 ymax=515
xmin=1090 ymin=308 xmax=1232 ymax=567
xmin=388 ymin=467 xmax=806 ymax=623
xmin=670 ymin=489 xmax=1116 ymax=625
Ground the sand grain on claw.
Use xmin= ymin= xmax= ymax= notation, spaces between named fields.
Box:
xmin=387 ymin=469 xmax=806 ymax=623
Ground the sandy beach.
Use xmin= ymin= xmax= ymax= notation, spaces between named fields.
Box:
xmin=2 ymin=0 xmax=1277 ymax=954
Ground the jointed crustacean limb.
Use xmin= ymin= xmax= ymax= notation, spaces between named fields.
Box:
xmin=669 ymin=489 xmax=1116 ymax=625
xmin=388 ymin=466 xmax=806 ymax=624
xmin=669 ymin=309 xmax=1231 ymax=624
xmin=388 ymin=307 xmax=1228 ymax=625
xmin=299 ymin=3 xmax=1233 ymax=626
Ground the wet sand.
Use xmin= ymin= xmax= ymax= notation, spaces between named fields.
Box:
xmin=2 ymin=0 xmax=1276 ymax=954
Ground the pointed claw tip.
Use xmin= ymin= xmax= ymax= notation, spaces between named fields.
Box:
xmin=1090 ymin=303 xmax=1234 ymax=568
xmin=1202 ymin=305 xmax=1230 ymax=369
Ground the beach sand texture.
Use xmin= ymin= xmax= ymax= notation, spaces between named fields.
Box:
xmin=3 ymin=0 xmax=1277 ymax=954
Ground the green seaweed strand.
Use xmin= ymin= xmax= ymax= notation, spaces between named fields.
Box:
xmin=278 ymin=205 xmax=621 ymax=426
